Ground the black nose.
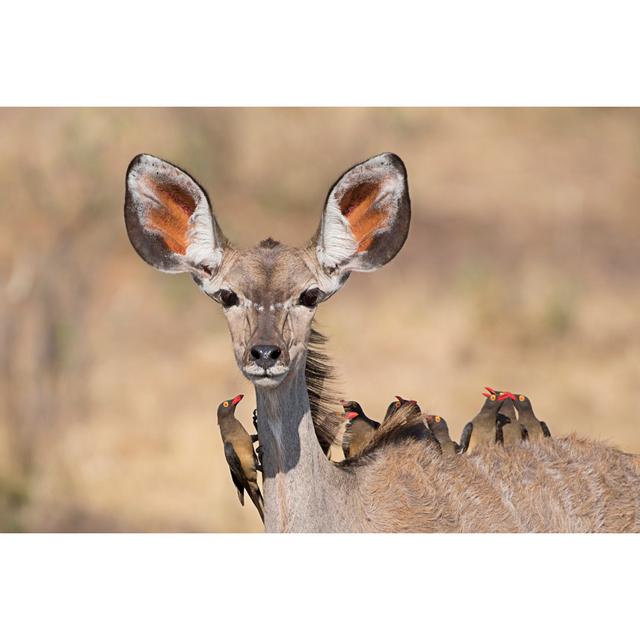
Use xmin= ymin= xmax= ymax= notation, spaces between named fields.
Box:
xmin=250 ymin=344 xmax=282 ymax=369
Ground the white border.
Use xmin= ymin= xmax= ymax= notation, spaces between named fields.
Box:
xmin=1 ymin=534 xmax=638 ymax=639
xmin=2 ymin=1 xmax=640 ymax=105
xmin=2 ymin=2 xmax=639 ymax=637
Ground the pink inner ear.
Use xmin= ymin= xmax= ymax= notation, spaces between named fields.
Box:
xmin=339 ymin=180 xmax=387 ymax=253
xmin=144 ymin=177 xmax=195 ymax=255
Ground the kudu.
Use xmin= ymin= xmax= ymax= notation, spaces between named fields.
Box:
xmin=124 ymin=152 xmax=640 ymax=532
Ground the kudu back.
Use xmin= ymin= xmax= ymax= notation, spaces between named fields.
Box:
xmin=124 ymin=152 xmax=640 ymax=532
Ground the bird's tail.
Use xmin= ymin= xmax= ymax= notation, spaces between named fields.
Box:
xmin=249 ymin=485 xmax=265 ymax=523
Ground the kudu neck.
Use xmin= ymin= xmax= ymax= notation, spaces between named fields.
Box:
xmin=254 ymin=363 xmax=346 ymax=532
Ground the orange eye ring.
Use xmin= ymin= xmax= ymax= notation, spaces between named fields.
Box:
xmin=395 ymin=401 xmax=400 ymax=407
xmin=223 ymin=401 xmax=229 ymax=408
xmin=519 ymin=395 xmax=525 ymax=402
xmin=435 ymin=416 xmax=441 ymax=422
xmin=490 ymin=394 xmax=496 ymax=401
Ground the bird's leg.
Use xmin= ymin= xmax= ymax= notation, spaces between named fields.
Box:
xmin=251 ymin=408 xmax=263 ymax=471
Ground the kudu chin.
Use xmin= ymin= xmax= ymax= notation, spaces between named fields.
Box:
xmin=124 ymin=151 xmax=640 ymax=532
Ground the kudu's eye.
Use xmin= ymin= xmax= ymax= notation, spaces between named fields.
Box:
xmin=298 ymin=287 xmax=322 ymax=308
xmin=217 ymin=289 xmax=239 ymax=308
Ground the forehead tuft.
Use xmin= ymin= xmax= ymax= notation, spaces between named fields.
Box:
xmin=258 ymin=237 xmax=281 ymax=249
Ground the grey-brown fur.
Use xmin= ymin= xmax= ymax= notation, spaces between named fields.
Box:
xmin=124 ymin=152 xmax=640 ymax=532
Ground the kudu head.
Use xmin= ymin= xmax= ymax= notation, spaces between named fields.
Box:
xmin=124 ymin=152 xmax=411 ymax=389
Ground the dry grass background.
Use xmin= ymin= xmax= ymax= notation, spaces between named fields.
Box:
xmin=1 ymin=108 xmax=639 ymax=532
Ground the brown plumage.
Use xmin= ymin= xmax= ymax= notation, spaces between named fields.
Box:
xmin=341 ymin=400 xmax=439 ymax=466
xmin=380 ymin=396 xmax=440 ymax=449
xmin=425 ymin=415 xmax=459 ymax=455
xmin=459 ymin=391 xmax=509 ymax=453
xmin=514 ymin=393 xmax=551 ymax=441
xmin=497 ymin=395 xmax=527 ymax=446
xmin=341 ymin=394 xmax=432 ymax=460
xmin=341 ymin=400 xmax=380 ymax=459
xmin=217 ymin=394 xmax=264 ymax=522
xmin=382 ymin=395 xmax=421 ymax=423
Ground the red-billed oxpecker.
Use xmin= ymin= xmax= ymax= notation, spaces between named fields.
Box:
xmin=383 ymin=396 xmax=420 ymax=423
xmin=217 ymin=394 xmax=264 ymax=522
xmin=459 ymin=390 xmax=512 ymax=454
xmin=341 ymin=398 xmax=380 ymax=459
xmin=425 ymin=414 xmax=459 ymax=455
xmin=341 ymin=410 xmax=365 ymax=459
xmin=381 ymin=396 xmax=440 ymax=449
xmin=486 ymin=387 xmax=526 ymax=446
xmin=513 ymin=393 xmax=552 ymax=441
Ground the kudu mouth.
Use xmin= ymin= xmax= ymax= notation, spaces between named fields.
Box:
xmin=242 ymin=364 xmax=290 ymax=387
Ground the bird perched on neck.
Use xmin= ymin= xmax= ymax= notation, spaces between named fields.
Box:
xmin=459 ymin=389 xmax=511 ymax=453
xmin=217 ymin=394 xmax=264 ymax=522
xmin=340 ymin=400 xmax=380 ymax=459
xmin=513 ymin=393 xmax=551 ymax=441
xmin=486 ymin=387 xmax=526 ymax=446
xmin=425 ymin=414 xmax=459 ymax=455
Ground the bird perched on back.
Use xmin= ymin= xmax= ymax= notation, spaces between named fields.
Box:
xmin=379 ymin=396 xmax=440 ymax=449
xmin=341 ymin=410 xmax=365 ymax=459
xmin=217 ymin=394 xmax=264 ymax=522
xmin=513 ymin=393 xmax=551 ymax=441
xmin=341 ymin=396 xmax=438 ymax=462
xmin=382 ymin=396 xmax=421 ymax=423
xmin=425 ymin=414 xmax=459 ymax=455
xmin=340 ymin=400 xmax=380 ymax=459
xmin=459 ymin=390 xmax=511 ymax=454
xmin=486 ymin=387 xmax=526 ymax=446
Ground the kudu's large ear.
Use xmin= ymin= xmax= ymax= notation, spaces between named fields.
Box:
xmin=314 ymin=152 xmax=410 ymax=287
xmin=125 ymin=154 xmax=226 ymax=275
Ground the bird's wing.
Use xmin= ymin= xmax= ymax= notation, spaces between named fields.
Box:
xmin=224 ymin=442 xmax=246 ymax=506
xmin=540 ymin=421 xmax=551 ymax=438
xmin=495 ymin=421 xmax=504 ymax=445
xmin=342 ymin=428 xmax=352 ymax=459
xmin=459 ymin=423 xmax=473 ymax=453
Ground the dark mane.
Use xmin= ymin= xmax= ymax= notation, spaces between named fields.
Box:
xmin=338 ymin=403 xmax=440 ymax=467
xmin=305 ymin=326 xmax=343 ymax=455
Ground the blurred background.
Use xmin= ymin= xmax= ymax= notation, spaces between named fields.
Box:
xmin=0 ymin=108 xmax=639 ymax=532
